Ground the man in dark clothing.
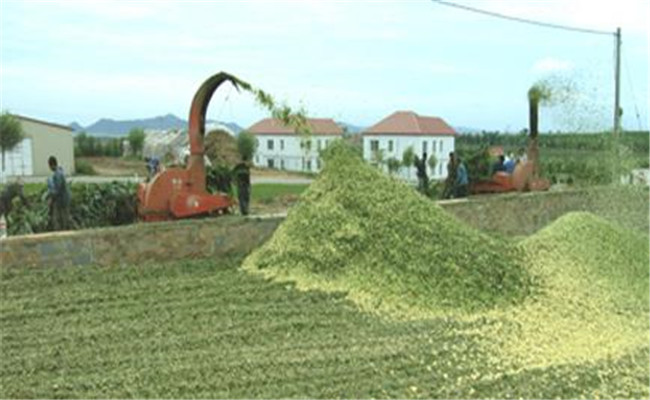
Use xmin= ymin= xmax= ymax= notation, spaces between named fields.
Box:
xmin=414 ymin=151 xmax=429 ymax=194
xmin=232 ymin=158 xmax=251 ymax=216
xmin=443 ymin=152 xmax=457 ymax=199
xmin=47 ymin=156 xmax=71 ymax=231
xmin=492 ymin=155 xmax=507 ymax=174
xmin=0 ymin=180 xmax=28 ymax=218
xmin=455 ymin=157 xmax=469 ymax=198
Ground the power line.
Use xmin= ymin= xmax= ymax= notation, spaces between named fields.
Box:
xmin=622 ymin=51 xmax=645 ymax=131
xmin=431 ymin=0 xmax=614 ymax=36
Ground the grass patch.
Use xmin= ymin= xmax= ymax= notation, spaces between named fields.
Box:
xmin=250 ymin=183 xmax=309 ymax=203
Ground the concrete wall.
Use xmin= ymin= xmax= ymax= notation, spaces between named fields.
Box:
xmin=440 ymin=186 xmax=649 ymax=236
xmin=1 ymin=187 xmax=646 ymax=269
xmin=18 ymin=116 xmax=75 ymax=176
xmin=1 ymin=215 xmax=284 ymax=269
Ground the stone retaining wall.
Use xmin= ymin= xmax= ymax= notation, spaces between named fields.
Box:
xmin=1 ymin=187 xmax=646 ymax=268
xmin=1 ymin=215 xmax=284 ymax=269
xmin=441 ymin=186 xmax=648 ymax=236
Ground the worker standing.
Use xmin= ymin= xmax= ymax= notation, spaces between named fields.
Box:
xmin=443 ymin=152 xmax=457 ymax=199
xmin=232 ymin=157 xmax=251 ymax=216
xmin=455 ymin=157 xmax=469 ymax=198
xmin=47 ymin=156 xmax=71 ymax=231
xmin=414 ymin=151 xmax=429 ymax=194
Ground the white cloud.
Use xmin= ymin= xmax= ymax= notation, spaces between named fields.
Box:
xmin=532 ymin=58 xmax=575 ymax=74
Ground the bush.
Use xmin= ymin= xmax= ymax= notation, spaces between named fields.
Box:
xmin=74 ymin=159 xmax=97 ymax=175
xmin=6 ymin=181 xmax=137 ymax=235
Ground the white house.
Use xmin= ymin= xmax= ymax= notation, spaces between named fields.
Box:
xmin=0 ymin=115 xmax=74 ymax=182
xmin=362 ymin=111 xmax=457 ymax=181
xmin=248 ymin=118 xmax=343 ymax=173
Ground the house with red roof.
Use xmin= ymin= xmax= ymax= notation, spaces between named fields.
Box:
xmin=247 ymin=118 xmax=343 ymax=172
xmin=362 ymin=111 xmax=457 ymax=180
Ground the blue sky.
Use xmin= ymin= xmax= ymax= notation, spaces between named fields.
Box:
xmin=1 ymin=0 xmax=648 ymax=132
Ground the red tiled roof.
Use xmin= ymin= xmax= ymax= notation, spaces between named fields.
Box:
xmin=248 ymin=118 xmax=343 ymax=136
xmin=363 ymin=111 xmax=457 ymax=136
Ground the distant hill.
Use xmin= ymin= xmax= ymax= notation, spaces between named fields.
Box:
xmin=337 ymin=121 xmax=365 ymax=134
xmin=72 ymin=114 xmax=243 ymax=137
xmin=454 ymin=126 xmax=482 ymax=134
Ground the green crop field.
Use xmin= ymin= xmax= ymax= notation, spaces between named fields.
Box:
xmin=2 ymin=253 xmax=648 ymax=399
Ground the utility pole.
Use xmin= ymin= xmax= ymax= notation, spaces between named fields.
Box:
xmin=614 ymin=27 xmax=622 ymax=140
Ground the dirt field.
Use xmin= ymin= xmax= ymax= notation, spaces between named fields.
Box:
xmin=80 ymin=157 xmax=314 ymax=181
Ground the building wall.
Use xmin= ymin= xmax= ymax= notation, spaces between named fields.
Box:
xmin=253 ymin=134 xmax=340 ymax=173
xmin=0 ymin=138 xmax=34 ymax=180
xmin=362 ymin=134 xmax=455 ymax=181
xmin=19 ymin=118 xmax=75 ymax=176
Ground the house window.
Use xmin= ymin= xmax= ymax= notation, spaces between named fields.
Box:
xmin=317 ymin=140 xmax=322 ymax=151
xmin=433 ymin=141 xmax=437 ymax=153
xmin=255 ymin=155 xmax=259 ymax=164
xmin=388 ymin=140 xmax=394 ymax=152
xmin=280 ymin=139 xmax=284 ymax=151
xmin=370 ymin=140 xmax=379 ymax=152
xmin=267 ymin=139 xmax=274 ymax=150
xmin=302 ymin=140 xmax=312 ymax=151
xmin=317 ymin=158 xmax=321 ymax=170
xmin=280 ymin=159 xmax=285 ymax=170
xmin=267 ymin=159 xmax=275 ymax=169
xmin=439 ymin=162 xmax=442 ymax=176
xmin=440 ymin=140 xmax=444 ymax=152
xmin=422 ymin=141 xmax=428 ymax=154
xmin=306 ymin=159 xmax=312 ymax=171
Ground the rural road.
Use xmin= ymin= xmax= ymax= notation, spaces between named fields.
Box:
xmin=18 ymin=175 xmax=314 ymax=185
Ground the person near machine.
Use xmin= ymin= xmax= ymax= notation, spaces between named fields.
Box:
xmin=145 ymin=156 xmax=161 ymax=181
xmin=492 ymin=155 xmax=507 ymax=174
xmin=47 ymin=156 xmax=71 ymax=231
xmin=414 ymin=151 xmax=429 ymax=194
xmin=504 ymin=153 xmax=516 ymax=174
xmin=443 ymin=152 xmax=457 ymax=199
xmin=232 ymin=157 xmax=251 ymax=216
xmin=455 ymin=157 xmax=469 ymax=198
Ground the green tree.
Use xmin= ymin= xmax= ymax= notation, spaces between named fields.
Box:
xmin=427 ymin=153 xmax=438 ymax=176
xmin=0 ymin=112 xmax=25 ymax=172
xmin=386 ymin=157 xmax=401 ymax=175
xmin=237 ymin=131 xmax=258 ymax=161
xmin=371 ymin=148 xmax=385 ymax=167
xmin=127 ymin=128 xmax=146 ymax=158
xmin=401 ymin=146 xmax=415 ymax=179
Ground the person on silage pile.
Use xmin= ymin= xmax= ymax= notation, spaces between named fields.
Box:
xmin=47 ymin=156 xmax=71 ymax=231
xmin=232 ymin=156 xmax=251 ymax=216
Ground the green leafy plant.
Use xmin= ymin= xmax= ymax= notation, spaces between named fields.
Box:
xmin=0 ymin=111 xmax=24 ymax=172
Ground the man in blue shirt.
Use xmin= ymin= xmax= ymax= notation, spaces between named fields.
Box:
xmin=455 ymin=157 xmax=469 ymax=198
xmin=47 ymin=156 xmax=71 ymax=231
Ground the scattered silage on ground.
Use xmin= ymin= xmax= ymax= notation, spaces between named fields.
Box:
xmin=474 ymin=212 xmax=649 ymax=376
xmin=243 ymin=141 xmax=649 ymax=396
xmin=243 ymin=141 xmax=532 ymax=315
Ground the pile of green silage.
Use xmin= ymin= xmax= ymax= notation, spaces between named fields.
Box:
xmin=243 ymin=141 xmax=532 ymax=315
xmin=479 ymin=211 xmax=650 ymax=370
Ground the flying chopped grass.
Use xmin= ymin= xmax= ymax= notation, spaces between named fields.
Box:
xmin=243 ymin=141 xmax=532 ymax=315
